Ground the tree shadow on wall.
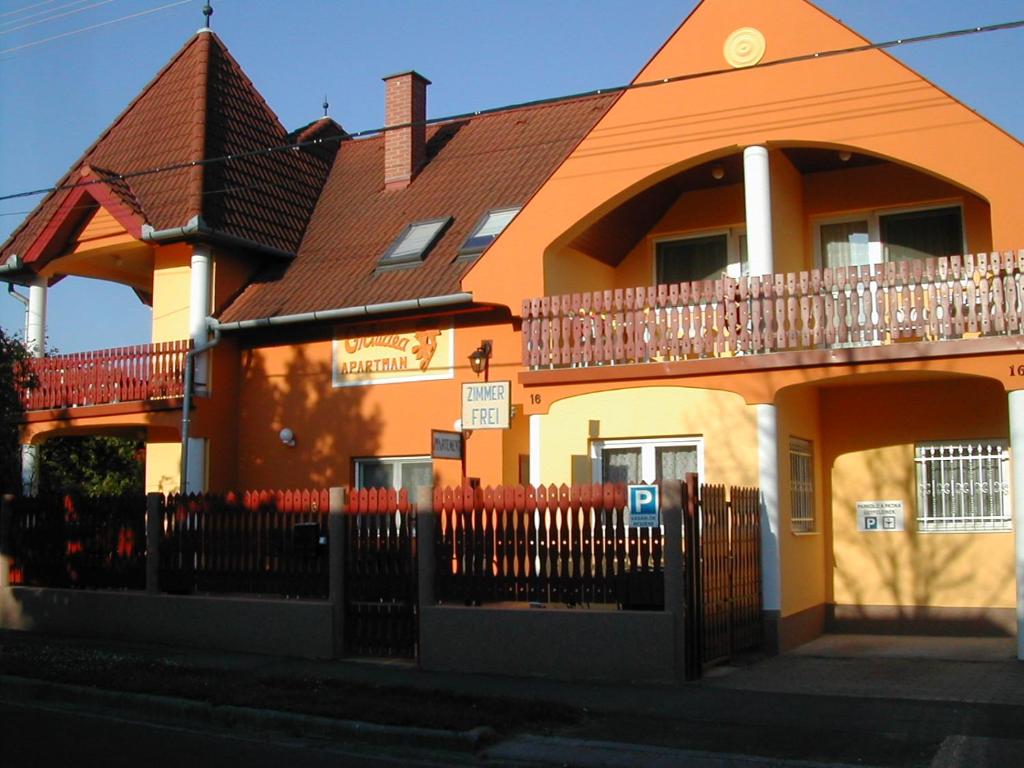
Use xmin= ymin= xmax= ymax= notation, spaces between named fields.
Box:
xmin=831 ymin=448 xmax=1013 ymax=635
xmin=237 ymin=343 xmax=383 ymax=489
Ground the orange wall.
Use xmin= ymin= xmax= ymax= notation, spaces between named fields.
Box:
xmin=232 ymin=315 xmax=522 ymax=490
xmin=466 ymin=0 xmax=1024 ymax=309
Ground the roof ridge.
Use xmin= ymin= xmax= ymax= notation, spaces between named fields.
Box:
xmin=188 ymin=30 xmax=212 ymax=223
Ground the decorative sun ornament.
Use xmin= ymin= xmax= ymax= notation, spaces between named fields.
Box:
xmin=723 ymin=27 xmax=766 ymax=69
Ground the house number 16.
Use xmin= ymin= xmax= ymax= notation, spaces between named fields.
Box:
xmin=1010 ymin=365 xmax=1024 ymax=376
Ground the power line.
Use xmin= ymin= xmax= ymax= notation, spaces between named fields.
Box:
xmin=1 ymin=16 xmax=1022 ymax=205
xmin=0 ymin=0 xmax=188 ymax=55
xmin=0 ymin=0 xmax=90 ymax=29
xmin=1 ymin=0 xmax=116 ymax=36
xmin=0 ymin=0 xmax=58 ymax=20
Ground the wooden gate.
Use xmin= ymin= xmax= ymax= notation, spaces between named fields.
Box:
xmin=685 ymin=481 xmax=762 ymax=675
xmin=343 ymin=489 xmax=417 ymax=659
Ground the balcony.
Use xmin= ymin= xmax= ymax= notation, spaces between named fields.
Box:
xmin=522 ymin=252 xmax=1024 ymax=371
xmin=20 ymin=340 xmax=190 ymax=413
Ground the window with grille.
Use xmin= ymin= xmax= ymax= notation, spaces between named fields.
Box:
xmin=592 ymin=437 xmax=702 ymax=484
xmin=789 ymin=438 xmax=815 ymax=533
xmin=915 ymin=441 xmax=1011 ymax=532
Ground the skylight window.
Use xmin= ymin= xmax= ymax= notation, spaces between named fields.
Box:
xmin=379 ymin=217 xmax=451 ymax=268
xmin=458 ymin=207 xmax=520 ymax=257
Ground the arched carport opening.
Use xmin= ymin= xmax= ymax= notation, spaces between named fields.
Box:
xmin=771 ymin=370 xmax=1015 ymax=652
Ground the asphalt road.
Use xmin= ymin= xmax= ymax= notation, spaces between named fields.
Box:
xmin=0 ymin=702 xmax=482 ymax=768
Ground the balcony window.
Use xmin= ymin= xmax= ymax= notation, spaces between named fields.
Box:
xmin=816 ymin=205 xmax=963 ymax=269
xmin=655 ymin=229 xmax=747 ymax=285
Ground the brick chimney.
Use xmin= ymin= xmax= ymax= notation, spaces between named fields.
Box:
xmin=383 ymin=71 xmax=430 ymax=190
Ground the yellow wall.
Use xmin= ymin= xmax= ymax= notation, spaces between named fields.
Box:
xmin=545 ymin=246 xmax=617 ymax=299
xmin=538 ymin=387 xmax=757 ymax=487
xmin=831 ymin=445 xmax=1014 ymax=610
xmin=822 ymin=376 xmax=1014 ymax=611
xmin=151 ymin=244 xmax=192 ymax=343
xmin=775 ymin=386 xmax=827 ymax=618
xmin=145 ymin=441 xmax=180 ymax=494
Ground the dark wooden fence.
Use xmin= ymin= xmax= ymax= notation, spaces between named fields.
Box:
xmin=159 ymin=489 xmax=329 ymax=599
xmin=6 ymin=494 xmax=146 ymax=590
xmin=343 ymin=487 xmax=417 ymax=658
xmin=434 ymin=483 xmax=663 ymax=610
xmin=699 ymin=484 xmax=762 ymax=666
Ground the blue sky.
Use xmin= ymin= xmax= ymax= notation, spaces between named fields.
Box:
xmin=1 ymin=0 xmax=1022 ymax=352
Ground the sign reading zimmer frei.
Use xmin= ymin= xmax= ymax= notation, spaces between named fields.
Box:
xmin=461 ymin=380 xmax=511 ymax=430
xmin=857 ymin=500 xmax=905 ymax=532
xmin=628 ymin=484 xmax=660 ymax=527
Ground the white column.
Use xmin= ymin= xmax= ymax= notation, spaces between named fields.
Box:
xmin=529 ymin=414 xmax=542 ymax=486
xmin=758 ymin=403 xmax=781 ymax=612
xmin=189 ymin=244 xmax=212 ymax=389
xmin=743 ymin=145 xmax=774 ymax=277
xmin=1009 ymin=389 xmax=1024 ymax=660
xmin=21 ymin=444 xmax=39 ymax=497
xmin=26 ymin=276 xmax=46 ymax=358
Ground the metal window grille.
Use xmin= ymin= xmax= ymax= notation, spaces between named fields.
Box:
xmin=915 ymin=441 xmax=1011 ymax=532
xmin=789 ymin=438 xmax=815 ymax=533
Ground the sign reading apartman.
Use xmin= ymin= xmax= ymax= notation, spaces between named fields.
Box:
xmin=332 ymin=328 xmax=454 ymax=387
xmin=461 ymin=380 xmax=511 ymax=430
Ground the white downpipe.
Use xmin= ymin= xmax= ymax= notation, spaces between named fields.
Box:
xmin=21 ymin=444 xmax=39 ymax=497
xmin=743 ymin=145 xmax=774 ymax=277
xmin=529 ymin=414 xmax=542 ymax=486
xmin=1009 ymin=389 xmax=1024 ymax=660
xmin=26 ymin=276 xmax=46 ymax=358
xmin=757 ymin=403 xmax=781 ymax=612
xmin=189 ymin=244 xmax=212 ymax=389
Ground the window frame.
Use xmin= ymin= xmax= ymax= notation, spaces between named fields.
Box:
xmin=652 ymin=227 xmax=748 ymax=285
xmin=457 ymin=206 xmax=521 ymax=259
xmin=378 ymin=216 xmax=452 ymax=270
xmin=590 ymin=436 xmax=704 ymax=485
xmin=813 ymin=202 xmax=965 ymax=269
xmin=354 ymin=455 xmax=433 ymax=491
xmin=789 ymin=437 xmax=816 ymax=534
xmin=914 ymin=439 xmax=1011 ymax=533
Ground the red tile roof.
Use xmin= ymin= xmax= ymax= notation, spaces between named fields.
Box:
xmin=1 ymin=31 xmax=331 ymax=268
xmin=3 ymin=29 xmax=612 ymax=323
xmin=219 ymin=94 xmax=615 ymax=323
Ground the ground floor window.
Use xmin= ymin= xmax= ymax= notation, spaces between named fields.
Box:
xmin=789 ymin=438 xmax=815 ymax=533
xmin=591 ymin=437 xmax=702 ymax=484
xmin=915 ymin=441 xmax=1011 ymax=532
xmin=354 ymin=456 xmax=432 ymax=491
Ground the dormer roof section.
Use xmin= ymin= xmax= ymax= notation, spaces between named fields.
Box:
xmin=2 ymin=29 xmax=333 ymax=269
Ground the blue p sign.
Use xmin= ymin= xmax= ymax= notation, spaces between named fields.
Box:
xmin=628 ymin=484 xmax=660 ymax=527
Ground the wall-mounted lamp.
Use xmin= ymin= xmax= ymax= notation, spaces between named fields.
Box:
xmin=711 ymin=165 xmax=725 ymax=180
xmin=279 ymin=427 xmax=296 ymax=447
xmin=838 ymin=150 xmax=852 ymax=162
xmin=468 ymin=340 xmax=492 ymax=379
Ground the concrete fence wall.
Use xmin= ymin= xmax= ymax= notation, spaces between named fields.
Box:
xmin=1 ymin=485 xmax=692 ymax=681
xmin=0 ymin=587 xmax=334 ymax=658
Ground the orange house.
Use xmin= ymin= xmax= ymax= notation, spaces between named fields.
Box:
xmin=3 ymin=0 xmax=1023 ymax=656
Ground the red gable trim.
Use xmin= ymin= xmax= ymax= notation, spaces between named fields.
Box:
xmin=22 ymin=175 xmax=147 ymax=269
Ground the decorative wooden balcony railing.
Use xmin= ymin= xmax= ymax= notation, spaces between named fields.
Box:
xmin=522 ymin=252 xmax=1024 ymax=369
xmin=20 ymin=340 xmax=191 ymax=412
